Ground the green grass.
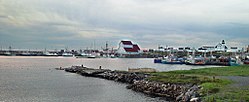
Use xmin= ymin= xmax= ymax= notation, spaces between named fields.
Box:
xmin=153 ymin=65 xmax=249 ymax=76
xmin=149 ymin=74 xmax=217 ymax=84
xmin=147 ymin=65 xmax=249 ymax=101
xmin=201 ymin=79 xmax=231 ymax=93
xmin=204 ymin=86 xmax=249 ymax=102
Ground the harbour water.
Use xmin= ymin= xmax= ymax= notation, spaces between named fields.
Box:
xmin=0 ymin=56 xmax=217 ymax=102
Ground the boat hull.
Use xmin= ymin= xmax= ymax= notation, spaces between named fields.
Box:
xmin=244 ymin=60 xmax=249 ymax=65
xmin=154 ymin=59 xmax=162 ymax=63
xmin=162 ymin=61 xmax=184 ymax=64
xmin=185 ymin=62 xmax=205 ymax=66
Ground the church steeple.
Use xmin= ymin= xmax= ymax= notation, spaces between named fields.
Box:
xmin=215 ymin=40 xmax=228 ymax=52
xmin=222 ymin=40 xmax=225 ymax=44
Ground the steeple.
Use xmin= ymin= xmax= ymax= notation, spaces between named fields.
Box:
xmin=222 ymin=40 xmax=225 ymax=44
xmin=215 ymin=40 xmax=228 ymax=52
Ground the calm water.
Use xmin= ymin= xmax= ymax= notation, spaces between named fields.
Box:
xmin=0 ymin=56 xmax=216 ymax=102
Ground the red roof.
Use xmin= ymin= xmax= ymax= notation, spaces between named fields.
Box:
xmin=133 ymin=44 xmax=140 ymax=50
xmin=121 ymin=41 xmax=133 ymax=45
xmin=120 ymin=40 xmax=141 ymax=53
xmin=124 ymin=44 xmax=140 ymax=52
xmin=124 ymin=48 xmax=138 ymax=52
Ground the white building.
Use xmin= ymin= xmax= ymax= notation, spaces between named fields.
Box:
xmin=214 ymin=40 xmax=228 ymax=52
xmin=198 ymin=40 xmax=229 ymax=52
xmin=117 ymin=40 xmax=142 ymax=55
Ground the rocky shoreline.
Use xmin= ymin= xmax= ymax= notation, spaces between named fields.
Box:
xmin=127 ymin=81 xmax=201 ymax=102
xmin=57 ymin=65 xmax=201 ymax=102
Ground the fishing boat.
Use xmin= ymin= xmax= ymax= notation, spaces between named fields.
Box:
xmin=77 ymin=52 xmax=99 ymax=58
xmin=244 ymin=60 xmax=249 ymax=64
xmin=87 ymin=54 xmax=96 ymax=58
xmin=185 ymin=57 xmax=206 ymax=65
xmin=229 ymin=57 xmax=240 ymax=66
xmin=185 ymin=48 xmax=206 ymax=65
xmin=161 ymin=59 xmax=184 ymax=64
xmin=3 ymin=51 xmax=14 ymax=56
xmin=62 ymin=52 xmax=74 ymax=57
xmin=43 ymin=51 xmax=58 ymax=56
xmin=87 ymin=52 xmax=99 ymax=58
xmin=162 ymin=60 xmax=184 ymax=64
xmin=154 ymin=58 xmax=162 ymax=63
xmin=76 ymin=53 xmax=88 ymax=58
xmin=244 ymin=55 xmax=249 ymax=64
xmin=161 ymin=56 xmax=185 ymax=64
xmin=110 ymin=54 xmax=116 ymax=58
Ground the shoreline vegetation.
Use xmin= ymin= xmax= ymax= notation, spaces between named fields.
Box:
xmin=150 ymin=65 xmax=249 ymax=101
xmin=57 ymin=65 xmax=249 ymax=102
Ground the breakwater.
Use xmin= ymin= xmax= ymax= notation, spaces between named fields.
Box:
xmin=58 ymin=65 xmax=201 ymax=102
xmin=127 ymin=81 xmax=201 ymax=102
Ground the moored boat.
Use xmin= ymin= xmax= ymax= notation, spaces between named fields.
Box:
xmin=76 ymin=53 xmax=88 ymax=58
xmin=185 ymin=57 xmax=206 ymax=65
xmin=228 ymin=57 xmax=240 ymax=66
xmin=244 ymin=60 xmax=249 ymax=64
xmin=43 ymin=51 xmax=58 ymax=56
xmin=162 ymin=60 xmax=184 ymax=64
xmin=62 ymin=52 xmax=74 ymax=57
xmin=87 ymin=54 xmax=96 ymax=58
xmin=154 ymin=58 xmax=162 ymax=63
xmin=161 ymin=56 xmax=185 ymax=64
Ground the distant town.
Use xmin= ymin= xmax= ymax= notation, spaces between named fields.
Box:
xmin=0 ymin=40 xmax=249 ymax=62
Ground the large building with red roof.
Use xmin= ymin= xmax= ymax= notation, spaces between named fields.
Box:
xmin=117 ymin=40 xmax=142 ymax=57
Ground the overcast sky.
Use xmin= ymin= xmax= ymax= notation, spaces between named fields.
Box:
xmin=0 ymin=0 xmax=248 ymax=50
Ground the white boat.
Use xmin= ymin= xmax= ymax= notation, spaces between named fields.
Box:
xmin=77 ymin=53 xmax=98 ymax=58
xmin=87 ymin=54 xmax=96 ymax=58
xmin=110 ymin=54 xmax=115 ymax=58
xmin=4 ymin=52 xmax=12 ymax=56
xmin=20 ymin=52 xmax=32 ymax=56
xmin=62 ymin=52 xmax=74 ymax=57
xmin=43 ymin=52 xmax=58 ymax=56
xmin=76 ymin=53 xmax=89 ymax=58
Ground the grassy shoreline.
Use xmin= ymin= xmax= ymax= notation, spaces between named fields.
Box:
xmin=148 ymin=65 xmax=249 ymax=101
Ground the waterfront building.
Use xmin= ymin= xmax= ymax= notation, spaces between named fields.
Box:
xmin=117 ymin=40 xmax=142 ymax=57
xmin=198 ymin=40 xmax=229 ymax=52
xmin=215 ymin=40 xmax=228 ymax=52
xmin=227 ymin=47 xmax=239 ymax=53
xmin=155 ymin=46 xmax=192 ymax=53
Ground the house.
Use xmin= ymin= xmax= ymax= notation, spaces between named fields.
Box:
xmin=117 ymin=40 xmax=142 ymax=57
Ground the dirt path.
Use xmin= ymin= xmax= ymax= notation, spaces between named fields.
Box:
xmin=222 ymin=76 xmax=249 ymax=88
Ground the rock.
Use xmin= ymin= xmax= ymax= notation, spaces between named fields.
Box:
xmin=190 ymin=97 xmax=200 ymax=102
xmin=176 ymin=93 xmax=184 ymax=101
xmin=126 ymin=85 xmax=133 ymax=89
xmin=188 ymin=85 xmax=199 ymax=91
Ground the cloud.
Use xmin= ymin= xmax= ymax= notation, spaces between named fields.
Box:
xmin=0 ymin=0 xmax=248 ymax=49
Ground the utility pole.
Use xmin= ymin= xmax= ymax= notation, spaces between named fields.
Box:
xmin=105 ymin=41 xmax=108 ymax=51
xmin=9 ymin=46 xmax=12 ymax=52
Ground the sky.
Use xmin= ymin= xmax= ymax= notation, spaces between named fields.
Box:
xmin=0 ymin=0 xmax=249 ymax=50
